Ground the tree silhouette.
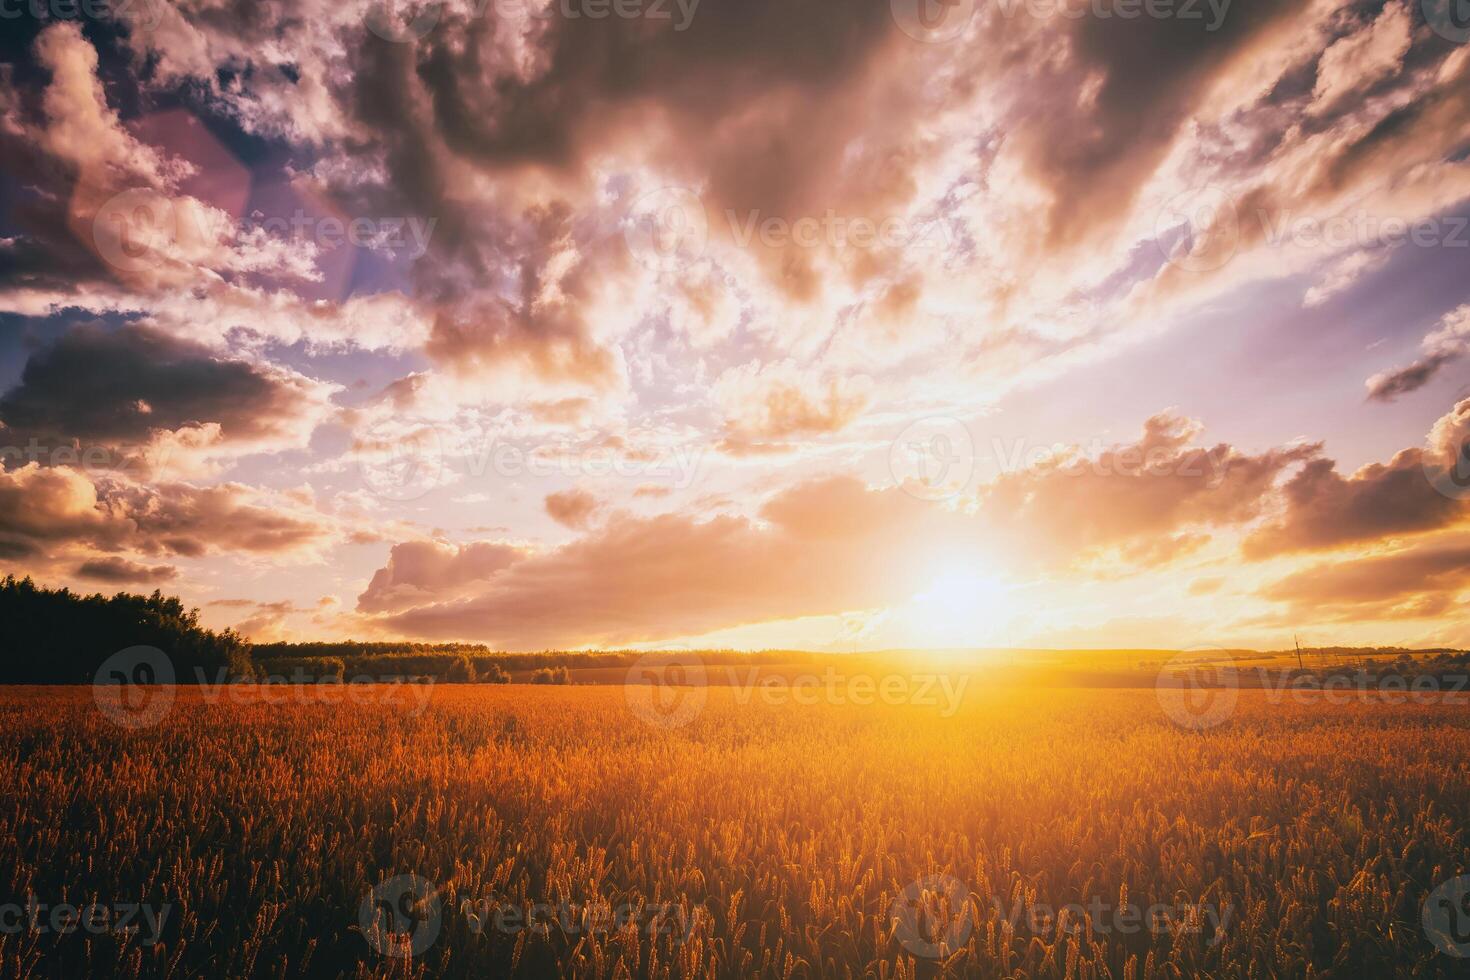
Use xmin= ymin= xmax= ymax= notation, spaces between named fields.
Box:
xmin=0 ymin=576 xmax=252 ymax=683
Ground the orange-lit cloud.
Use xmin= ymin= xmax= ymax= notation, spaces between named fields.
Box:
xmin=4 ymin=5 xmax=1470 ymax=647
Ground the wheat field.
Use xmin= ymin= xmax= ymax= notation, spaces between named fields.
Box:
xmin=1 ymin=684 xmax=1467 ymax=978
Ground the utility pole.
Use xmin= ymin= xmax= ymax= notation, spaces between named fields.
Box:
xmin=1294 ymin=634 xmax=1304 ymax=672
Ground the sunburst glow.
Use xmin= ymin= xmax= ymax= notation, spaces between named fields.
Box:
xmin=900 ymin=565 xmax=1015 ymax=647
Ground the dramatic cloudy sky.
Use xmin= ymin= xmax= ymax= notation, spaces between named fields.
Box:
xmin=3 ymin=0 xmax=1470 ymax=650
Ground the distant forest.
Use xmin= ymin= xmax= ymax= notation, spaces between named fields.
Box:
xmin=0 ymin=576 xmax=251 ymax=683
xmin=2 ymin=577 xmax=1466 ymax=684
xmin=0 ymin=578 xmax=808 ymax=683
xmin=251 ymin=641 xmax=818 ymax=680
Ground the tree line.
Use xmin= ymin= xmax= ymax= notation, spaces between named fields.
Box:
xmin=0 ymin=578 xmax=804 ymax=684
xmin=0 ymin=576 xmax=251 ymax=683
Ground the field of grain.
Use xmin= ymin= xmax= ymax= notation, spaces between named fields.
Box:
xmin=1 ymin=684 xmax=1467 ymax=978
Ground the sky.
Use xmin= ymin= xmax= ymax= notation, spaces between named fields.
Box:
xmin=2 ymin=0 xmax=1470 ymax=651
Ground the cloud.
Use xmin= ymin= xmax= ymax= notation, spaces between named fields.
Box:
xmin=362 ymin=415 xmax=1317 ymax=646
xmin=209 ymin=595 xmax=348 ymax=641
xmin=528 ymin=398 xmax=594 ymax=425
xmin=665 ymin=265 xmax=743 ymax=348
xmin=996 ymin=0 xmax=1319 ymax=259
xmin=6 ymin=3 xmax=1470 ymax=647
xmin=715 ymin=360 xmax=871 ymax=455
xmin=1188 ymin=575 xmax=1225 ymax=596
xmin=0 ymin=464 xmax=335 ymax=570
xmin=30 ymin=21 xmax=183 ymax=191
xmin=228 ymin=600 xmax=299 ymax=642
xmin=364 ymin=475 xmax=958 ymax=646
xmin=122 ymin=481 xmax=336 ymax=557
xmin=1259 ymin=537 xmax=1470 ymax=621
xmin=1244 ymin=399 xmax=1470 ymax=558
xmin=0 ymin=464 xmax=132 ymax=557
xmin=979 ymin=413 xmax=1317 ymax=569
xmin=1131 ymin=23 xmax=1470 ymax=339
xmin=1310 ymin=3 xmax=1411 ymax=111
xmin=74 ymin=556 xmax=178 ymax=585
xmin=1302 ymin=248 xmax=1390 ymax=308
xmin=1366 ymin=305 xmax=1470 ymax=401
xmin=95 ymin=0 xmax=944 ymax=383
xmin=357 ymin=539 xmax=524 ymax=614
xmin=0 ymin=24 xmax=312 ymax=298
xmin=544 ymin=488 xmax=600 ymax=530
xmin=418 ymin=202 xmax=629 ymax=387
xmin=0 ymin=322 xmax=337 ymax=475
xmin=1243 ymin=455 xmax=1462 ymax=557
xmin=0 ymin=23 xmax=431 ymax=358
xmin=13 ymin=0 xmax=1464 ymax=425
xmin=0 ymin=23 xmax=172 ymax=301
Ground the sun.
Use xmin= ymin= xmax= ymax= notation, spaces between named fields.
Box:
xmin=901 ymin=563 xmax=1014 ymax=647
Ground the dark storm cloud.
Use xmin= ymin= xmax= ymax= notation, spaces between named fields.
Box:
xmin=75 ymin=556 xmax=178 ymax=583
xmin=0 ymin=323 xmax=330 ymax=459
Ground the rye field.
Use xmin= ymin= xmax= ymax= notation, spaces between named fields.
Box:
xmin=1 ymin=683 xmax=1468 ymax=978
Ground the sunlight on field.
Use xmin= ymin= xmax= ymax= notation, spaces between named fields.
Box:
xmin=2 ymin=685 xmax=1466 ymax=977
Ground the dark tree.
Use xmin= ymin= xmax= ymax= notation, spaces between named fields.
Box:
xmin=0 ymin=576 xmax=252 ymax=683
